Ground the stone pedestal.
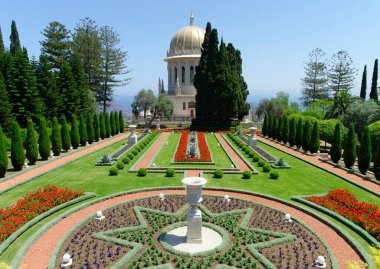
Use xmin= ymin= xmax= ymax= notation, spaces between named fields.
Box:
xmin=128 ymin=125 xmax=138 ymax=146
xmin=248 ymin=127 xmax=257 ymax=146
xmin=156 ymin=123 xmax=160 ymax=131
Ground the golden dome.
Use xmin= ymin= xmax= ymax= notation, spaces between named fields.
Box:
xmin=168 ymin=15 xmax=205 ymax=57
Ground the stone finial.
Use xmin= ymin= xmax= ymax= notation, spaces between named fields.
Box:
xmin=159 ymin=193 xmax=164 ymax=200
xmin=190 ymin=13 xmax=194 ymax=26
xmin=315 ymin=255 xmax=326 ymax=268
xmin=95 ymin=210 xmax=105 ymax=220
xmin=284 ymin=213 xmax=293 ymax=223
xmin=61 ymin=253 xmax=73 ymax=267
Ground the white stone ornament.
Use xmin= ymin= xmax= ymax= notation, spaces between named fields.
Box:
xmin=217 ymin=143 xmax=220 ymax=147
xmin=95 ymin=210 xmax=105 ymax=220
xmin=50 ymin=152 xmax=54 ymax=159
xmin=165 ymin=141 xmax=169 ymax=146
xmin=315 ymin=255 xmax=327 ymax=268
xmin=159 ymin=193 xmax=165 ymax=200
xmin=152 ymin=163 xmax=157 ymax=168
xmin=61 ymin=253 xmax=73 ymax=267
xmin=224 ymin=194 xmax=230 ymax=203
xmin=24 ymin=162 xmax=29 ymax=168
xmin=230 ymin=164 xmax=234 ymax=168
xmin=128 ymin=125 xmax=138 ymax=146
xmin=284 ymin=213 xmax=293 ymax=223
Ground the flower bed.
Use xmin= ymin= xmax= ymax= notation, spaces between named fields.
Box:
xmin=306 ymin=190 xmax=380 ymax=240
xmin=0 ymin=185 xmax=84 ymax=243
xmin=174 ymin=131 xmax=211 ymax=162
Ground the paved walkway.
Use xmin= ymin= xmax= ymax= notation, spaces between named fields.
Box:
xmin=256 ymin=136 xmax=380 ymax=195
xmin=0 ymin=133 xmax=129 ymax=192
xmin=134 ymin=133 xmax=169 ymax=170
xmin=21 ymin=189 xmax=362 ymax=268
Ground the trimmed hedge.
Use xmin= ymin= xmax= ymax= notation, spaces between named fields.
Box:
xmin=138 ymin=168 xmax=147 ymax=177
xmin=109 ymin=166 xmax=118 ymax=176
xmin=213 ymin=169 xmax=223 ymax=179
xmin=270 ymin=171 xmax=279 ymax=179
xmin=122 ymin=156 xmax=130 ymax=164
xmin=116 ymin=161 xmax=125 ymax=170
xmin=242 ymin=170 xmax=252 ymax=179
xmin=166 ymin=168 xmax=175 ymax=177
xmin=263 ymin=163 xmax=271 ymax=172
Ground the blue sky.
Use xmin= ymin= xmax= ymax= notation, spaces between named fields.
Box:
xmin=0 ymin=0 xmax=379 ymax=105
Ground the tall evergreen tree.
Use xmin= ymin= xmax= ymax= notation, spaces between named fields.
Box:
xmin=272 ymin=117 xmax=278 ymax=141
xmin=374 ymin=141 xmax=380 ymax=181
xmin=51 ymin=117 xmax=62 ymax=156
xmin=10 ymin=20 xmax=21 ymax=55
xmin=114 ymin=111 xmax=120 ymax=134
xmin=70 ymin=115 xmax=80 ymax=149
xmin=93 ymin=113 xmax=100 ymax=141
xmin=302 ymin=120 xmax=311 ymax=152
xmin=79 ymin=114 xmax=88 ymax=146
xmin=358 ymin=126 xmax=371 ymax=175
xmin=343 ymin=123 xmax=356 ymax=168
xmin=278 ymin=116 xmax=283 ymax=142
xmin=370 ymin=59 xmax=378 ymax=101
xmin=0 ymin=26 xmax=4 ymax=54
xmin=268 ymin=114 xmax=273 ymax=138
xmin=282 ymin=116 xmax=289 ymax=145
xmin=360 ymin=65 xmax=367 ymax=99
xmin=99 ymin=112 xmax=105 ymax=139
xmin=309 ymin=121 xmax=320 ymax=154
xmin=11 ymin=121 xmax=25 ymax=171
xmin=38 ymin=117 xmax=51 ymax=160
xmin=0 ymin=127 xmax=8 ymax=177
xmin=328 ymin=50 xmax=357 ymax=94
xmin=105 ymin=112 xmax=111 ymax=138
xmin=262 ymin=113 xmax=268 ymax=136
xmin=118 ymin=111 xmax=124 ymax=133
xmin=57 ymin=62 xmax=79 ymax=119
xmin=0 ymin=73 xmax=13 ymax=131
xmin=61 ymin=115 xmax=71 ymax=151
xmin=295 ymin=119 xmax=303 ymax=149
xmin=289 ymin=118 xmax=296 ymax=147
xmin=86 ymin=113 xmax=94 ymax=144
xmin=25 ymin=119 xmax=38 ymax=165
xmin=330 ymin=123 xmax=342 ymax=164
xmin=109 ymin=111 xmax=115 ymax=136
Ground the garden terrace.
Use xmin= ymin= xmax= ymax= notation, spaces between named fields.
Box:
xmin=237 ymin=135 xmax=277 ymax=163
xmin=109 ymin=133 xmax=147 ymax=160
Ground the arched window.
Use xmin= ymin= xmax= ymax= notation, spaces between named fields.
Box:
xmin=182 ymin=66 xmax=185 ymax=83
xmin=183 ymin=102 xmax=186 ymax=110
xmin=190 ymin=66 xmax=195 ymax=83
xmin=174 ymin=67 xmax=177 ymax=82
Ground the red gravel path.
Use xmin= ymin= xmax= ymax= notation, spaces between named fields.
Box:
xmin=256 ymin=136 xmax=380 ymax=195
xmin=134 ymin=133 xmax=169 ymax=170
xmin=0 ymin=133 xmax=129 ymax=192
xmin=20 ymin=189 xmax=362 ymax=268
xmin=187 ymin=170 xmax=201 ymax=177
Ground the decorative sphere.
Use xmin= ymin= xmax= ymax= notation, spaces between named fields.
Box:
xmin=224 ymin=195 xmax=229 ymax=200
xmin=230 ymin=164 xmax=234 ymax=168
xmin=96 ymin=211 xmax=103 ymax=218
xmin=62 ymin=253 xmax=71 ymax=263
xmin=316 ymin=255 xmax=326 ymax=264
xmin=159 ymin=193 xmax=164 ymax=199
xmin=284 ymin=213 xmax=291 ymax=220
xmin=152 ymin=163 xmax=157 ymax=167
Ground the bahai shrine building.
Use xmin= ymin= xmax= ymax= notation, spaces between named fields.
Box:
xmin=160 ymin=15 xmax=205 ymax=121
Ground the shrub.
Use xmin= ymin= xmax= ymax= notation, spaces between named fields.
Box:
xmin=105 ymin=112 xmax=111 ymax=138
xmin=110 ymin=111 xmax=116 ymax=136
xmin=127 ymin=153 xmax=134 ymax=159
xmin=263 ymin=163 xmax=271 ymax=172
xmin=93 ymin=113 xmax=100 ymax=142
xmin=274 ymin=158 xmax=288 ymax=167
xmin=79 ymin=114 xmax=88 ymax=146
xmin=138 ymin=168 xmax=147 ymax=177
xmin=98 ymin=155 xmax=112 ymax=165
xmin=116 ymin=161 xmax=124 ymax=170
xmin=244 ymin=148 xmax=250 ymax=155
xmin=374 ymin=141 xmax=380 ymax=181
xmin=249 ymin=152 xmax=255 ymax=158
xmin=252 ymin=155 xmax=260 ymax=162
xmin=358 ymin=126 xmax=371 ymax=174
xmin=87 ymin=113 xmax=94 ymax=144
xmin=51 ymin=117 xmax=62 ymax=156
xmin=11 ymin=121 xmax=25 ymax=171
xmin=302 ymin=120 xmax=311 ymax=152
xmin=166 ymin=168 xmax=175 ymax=177
xmin=70 ymin=115 xmax=80 ymax=149
xmin=38 ymin=117 xmax=51 ymax=160
xmin=309 ymin=121 xmax=320 ymax=154
xmin=25 ymin=119 xmax=38 ymax=165
xmin=114 ymin=111 xmax=120 ymax=135
xmin=61 ymin=116 xmax=71 ymax=151
xmin=242 ymin=170 xmax=252 ymax=179
xmin=213 ymin=169 xmax=223 ymax=179
xmin=296 ymin=118 xmax=303 ymax=149
xmin=135 ymin=145 xmax=141 ymax=152
xmin=262 ymin=113 xmax=268 ymax=136
xmin=282 ymin=116 xmax=289 ymax=144
xmin=122 ymin=156 xmax=130 ymax=164
xmin=99 ymin=113 xmax=106 ymax=140
xmin=0 ymin=127 xmax=8 ymax=178
xmin=258 ymin=159 xmax=265 ymax=167
xmin=132 ymin=149 xmax=138 ymax=156
xmin=119 ymin=111 xmax=124 ymax=133
xmin=343 ymin=123 xmax=357 ymax=168
xmin=289 ymin=118 xmax=296 ymax=147
xmin=109 ymin=166 xmax=119 ymax=176
xmin=270 ymin=171 xmax=279 ymax=179
xmin=330 ymin=122 xmax=342 ymax=163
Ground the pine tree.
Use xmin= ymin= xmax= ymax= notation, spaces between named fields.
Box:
xmin=61 ymin=115 xmax=71 ymax=151
xmin=57 ymin=62 xmax=79 ymax=119
xmin=328 ymin=50 xmax=357 ymax=94
xmin=302 ymin=120 xmax=311 ymax=152
xmin=343 ymin=123 xmax=356 ymax=168
xmin=330 ymin=123 xmax=342 ymax=164
xmin=99 ymin=112 xmax=105 ymax=139
xmin=0 ymin=73 xmax=13 ymax=131
xmin=358 ymin=126 xmax=371 ymax=175
xmin=295 ymin=119 xmax=303 ymax=149
xmin=289 ymin=118 xmax=296 ymax=147
xmin=119 ymin=111 xmax=124 ymax=133
xmin=79 ymin=114 xmax=88 ymax=146
xmin=370 ymin=59 xmax=378 ymax=101
xmin=114 ymin=111 xmax=120 ymax=134
xmin=10 ymin=20 xmax=21 ymax=55
xmin=282 ymin=116 xmax=289 ymax=145
xmin=25 ymin=119 xmax=38 ymax=165
xmin=11 ymin=121 xmax=25 ymax=171
xmin=278 ymin=116 xmax=283 ymax=142
xmin=86 ymin=113 xmax=94 ymax=144
xmin=360 ymin=65 xmax=367 ymax=99
xmin=70 ymin=115 xmax=80 ymax=149
xmin=51 ymin=117 xmax=62 ymax=156
xmin=0 ymin=127 xmax=8 ymax=177
xmin=38 ymin=117 xmax=51 ymax=160
xmin=262 ymin=113 xmax=268 ymax=136
xmin=374 ymin=141 xmax=380 ymax=181
xmin=93 ymin=113 xmax=100 ymax=142
xmin=0 ymin=26 xmax=4 ymax=54
xmin=105 ymin=112 xmax=111 ymax=138
xmin=309 ymin=121 xmax=320 ymax=154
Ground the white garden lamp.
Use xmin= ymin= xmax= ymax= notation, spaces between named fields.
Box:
xmin=95 ymin=210 xmax=105 ymax=220
xmin=224 ymin=194 xmax=230 ymax=203
xmin=159 ymin=193 xmax=165 ymax=200
xmin=284 ymin=213 xmax=293 ymax=223
xmin=315 ymin=255 xmax=326 ymax=268
xmin=61 ymin=253 xmax=73 ymax=267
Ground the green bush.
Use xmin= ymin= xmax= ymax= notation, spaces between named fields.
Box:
xmin=358 ymin=126 xmax=371 ymax=174
xmin=242 ymin=170 xmax=252 ymax=179
xmin=99 ymin=113 xmax=106 ymax=140
xmin=138 ymin=168 xmax=147 ymax=177
xmin=257 ymin=159 xmax=265 ymax=167
xmin=244 ymin=148 xmax=251 ymax=155
xmin=368 ymin=121 xmax=380 ymax=160
xmin=79 ymin=114 xmax=88 ymax=146
xmin=374 ymin=142 xmax=380 ymax=180
xmin=309 ymin=121 xmax=320 ymax=154
xmin=343 ymin=123 xmax=357 ymax=168
xmin=166 ymin=168 xmax=175 ymax=177
xmin=0 ymin=127 xmax=8 ymax=178
xmin=127 ymin=153 xmax=134 ymax=159
xmin=119 ymin=111 xmax=124 ymax=133
xmin=249 ymin=152 xmax=255 ymax=158
xmin=25 ymin=119 xmax=38 ymax=165
xmin=61 ymin=116 xmax=71 ymax=152
xmin=105 ymin=112 xmax=111 ymax=138
xmin=87 ymin=113 xmax=94 ymax=144
xmin=38 ymin=117 xmax=51 ymax=160
xmin=109 ymin=166 xmax=119 ymax=176
xmin=51 ymin=117 xmax=62 ymax=156
xmin=135 ymin=145 xmax=141 ymax=152
xmin=132 ymin=149 xmax=138 ymax=156
xmin=330 ymin=123 xmax=342 ymax=164
xmin=70 ymin=115 xmax=80 ymax=149
xmin=122 ymin=156 xmax=130 ymax=164
xmin=270 ymin=171 xmax=279 ymax=179
xmin=213 ymin=169 xmax=223 ymax=179
xmin=263 ymin=163 xmax=271 ymax=172
xmin=93 ymin=113 xmax=100 ymax=142
xmin=11 ymin=121 xmax=25 ymax=171
xmin=116 ymin=161 xmax=124 ymax=170
xmin=252 ymin=155 xmax=260 ymax=162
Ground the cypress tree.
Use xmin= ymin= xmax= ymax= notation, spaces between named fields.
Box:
xmin=61 ymin=115 xmax=71 ymax=151
xmin=87 ymin=113 xmax=94 ymax=144
xmin=51 ymin=117 xmax=62 ymax=156
xmin=114 ymin=111 xmax=120 ymax=135
xmin=11 ymin=121 xmax=25 ymax=171
xmin=374 ymin=141 xmax=380 ymax=180
xmin=343 ymin=123 xmax=356 ymax=168
xmin=10 ymin=20 xmax=21 ymax=55
xmin=38 ymin=117 xmax=51 ymax=160
xmin=93 ymin=113 xmax=100 ymax=142
xmin=268 ymin=114 xmax=273 ymax=138
xmin=278 ymin=116 xmax=283 ymax=142
xmin=272 ymin=117 xmax=278 ymax=140
xmin=302 ymin=120 xmax=311 ymax=152
xmin=295 ymin=118 xmax=303 ymax=150
xmin=105 ymin=112 xmax=111 ymax=138
xmin=289 ymin=118 xmax=296 ymax=147
xmin=119 ymin=111 xmax=124 ymax=133
xmin=99 ymin=113 xmax=105 ymax=139
xmin=358 ymin=126 xmax=371 ymax=175
xmin=309 ymin=121 xmax=320 ymax=154
xmin=262 ymin=113 xmax=268 ymax=136
xmin=0 ymin=127 xmax=8 ymax=177
xmin=70 ymin=115 xmax=80 ymax=149
xmin=25 ymin=119 xmax=38 ymax=165
xmin=370 ymin=59 xmax=378 ymax=101
xmin=360 ymin=65 xmax=367 ymax=99
xmin=110 ymin=111 xmax=116 ymax=136
xmin=0 ymin=73 xmax=13 ymax=131
xmin=0 ymin=26 xmax=4 ymax=54
xmin=330 ymin=123 xmax=342 ymax=164
xmin=282 ymin=116 xmax=289 ymax=145
xmin=79 ymin=114 xmax=88 ymax=146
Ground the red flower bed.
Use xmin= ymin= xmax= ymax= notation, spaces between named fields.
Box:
xmin=306 ymin=189 xmax=380 ymax=240
xmin=174 ymin=131 xmax=211 ymax=162
xmin=0 ymin=185 xmax=84 ymax=242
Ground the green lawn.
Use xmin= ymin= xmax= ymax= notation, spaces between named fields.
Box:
xmin=0 ymin=132 xmax=379 ymax=263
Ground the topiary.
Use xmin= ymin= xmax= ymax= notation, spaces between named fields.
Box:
xmin=0 ymin=127 xmax=8 ymax=178
xmin=79 ymin=114 xmax=88 ymax=146
xmin=166 ymin=168 xmax=175 ymax=177
xmin=127 ymin=153 xmax=134 ymax=159
xmin=93 ymin=113 xmax=100 ymax=142
xmin=263 ymin=163 xmax=271 ymax=172
xmin=330 ymin=122 xmax=342 ymax=164
xmin=105 ymin=112 xmax=111 ymax=138
xmin=122 ymin=156 xmax=130 ymax=164
xmin=51 ymin=117 xmax=62 ymax=156
xmin=109 ymin=166 xmax=118 ymax=176
xmin=358 ymin=126 xmax=371 ymax=175
xmin=116 ymin=161 xmax=124 ymax=170
xmin=135 ymin=145 xmax=141 ymax=152
xmin=138 ymin=168 xmax=147 ymax=177
xmin=11 ymin=121 xmax=25 ymax=171
xmin=257 ymin=159 xmax=265 ymax=167
xmin=70 ymin=115 xmax=80 ymax=149
xmin=213 ymin=169 xmax=223 ymax=179
xmin=87 ymin=113 xmax=94 ymax=144
xmin=252 ymin=155 xmax=260 ymax=162
xmin=99 ymin=112 xmax=106 ymax=139
xmin=61 ymin=116 xmax=71 ymax=152
xmin=343 ymin=123 xmax=357 ymax=168
xmin=25 ymin=119 xmax=38 ymax=165
xmin=242 ymin=170 xmax=252 ymax=179
xmin=309 ymin=121 xmax=320 ymax=154
xmin=270 ymin=171 xmax=279 ymax=179
xmin=249 ymin=152 xmax=255 ymax=158
xmin=38 ymin=117 xmax=51 ymax=160
xmin=132 ymin=149 xmax=138 ymax=156
xmin=244 ymin=148 xmax=250 ymax=155
xmin=119 ymin=111 xmax=124 ymax=133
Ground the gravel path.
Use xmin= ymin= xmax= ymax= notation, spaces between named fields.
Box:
xmin=20 ymin=189 xmax=362 ymax=268
xmin=256 ymin=136 xmax=380 ymax=194
xmin=0 ymin=133 xmax=129 ymax=192
xmin=134 ymin=133 xmax=169 ymax=170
